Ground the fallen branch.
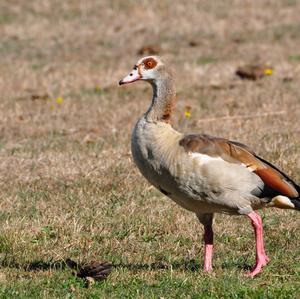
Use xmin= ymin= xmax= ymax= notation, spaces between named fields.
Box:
xmin=197 ymin=111 xmax=286 ymax=123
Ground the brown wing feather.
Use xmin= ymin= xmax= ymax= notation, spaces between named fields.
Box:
xmin=179 ymin=134 xmax=299 ymax=198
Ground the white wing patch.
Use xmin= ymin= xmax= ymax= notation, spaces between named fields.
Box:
xmin=190 ymin=152 xmax=251 ymax=169
xmin=189 ymin=152 xmax=223 ymax=164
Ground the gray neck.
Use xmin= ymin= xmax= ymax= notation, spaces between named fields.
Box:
xmin=145 ymin=75 xmax=176 ymax=124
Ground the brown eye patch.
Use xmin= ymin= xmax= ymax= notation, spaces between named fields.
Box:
xmin=142 ymin=57 xmax=157 ymax=69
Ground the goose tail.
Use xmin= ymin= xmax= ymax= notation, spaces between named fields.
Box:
xmin=291 ymin=183 xmax=300 ymax=211
xmin=290 ymin=198 xmax=300 ymax=211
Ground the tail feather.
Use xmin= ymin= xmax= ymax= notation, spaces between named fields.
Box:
xmin=296 ymin=184 xmax=300 ymax=197
xmin=292 ymin=183 xmax=300 ymax=210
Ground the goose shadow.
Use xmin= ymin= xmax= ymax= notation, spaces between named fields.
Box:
xmin=0 ymin=257 xmax=252 ymax=273
xmin=0 ymin=258 xmax=200 ymax=272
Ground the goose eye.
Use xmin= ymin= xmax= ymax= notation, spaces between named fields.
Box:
xmin=146 ymin=61 xmax=153 ymax=67
xmin=143 ymin=58 xmax=157 ymax=69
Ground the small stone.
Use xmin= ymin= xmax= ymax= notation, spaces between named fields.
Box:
xmin=86 ymin=276 xmax=95 ymax=287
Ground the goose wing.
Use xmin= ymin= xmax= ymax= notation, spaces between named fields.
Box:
xmin=179 ymin=134 xmax=299 ymax=198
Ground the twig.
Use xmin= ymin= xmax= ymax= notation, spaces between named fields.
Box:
xmin=197 ymin=111 xmax=286 ymax=123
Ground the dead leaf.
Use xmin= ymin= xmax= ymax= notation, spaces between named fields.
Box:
xmin=137 ymin=44 xmax=161 ymax=55
xmin=77 ymin=261 xmax=112 ymax=281
xmin=31 ymin=93 xmax=49 ymax=101
xmin=188 ymin=40 xmax=198 ymax=47
xmin=236 ymin=64 xmax=273 ymax=80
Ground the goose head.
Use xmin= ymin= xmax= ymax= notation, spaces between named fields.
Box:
xmin=119 ymin=56 xmax=164 ymax=85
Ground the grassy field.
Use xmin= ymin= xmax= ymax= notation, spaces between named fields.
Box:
xmin=0 ymin=0 xmax=300 ymax=298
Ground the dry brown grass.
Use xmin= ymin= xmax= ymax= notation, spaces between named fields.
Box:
xmin=0 ymin=0 xmax=300 ymax=297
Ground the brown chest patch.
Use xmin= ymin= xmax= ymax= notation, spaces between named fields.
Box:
xmin=161 ymin=94 xmax=176 ymax=124
xmin=143 ymin=57 xmax=157 ymax=69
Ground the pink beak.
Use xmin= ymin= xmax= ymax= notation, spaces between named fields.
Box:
xmin=119 ymin=68 xmax=141 ymax=85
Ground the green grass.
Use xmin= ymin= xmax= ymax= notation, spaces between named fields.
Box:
xmin=289 ymin=54 xmax=300 ymax=61
xmin=0 ymin=268 xmax=299 ymax=298
xmin=197 ymin=57 xmax=218 ymax=65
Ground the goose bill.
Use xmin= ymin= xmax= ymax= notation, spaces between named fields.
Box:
xmin=119 ymin=69 xmax=141 ymax=85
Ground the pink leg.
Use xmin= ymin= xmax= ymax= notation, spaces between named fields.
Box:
xmin=203 ymin=225 xmax=213 ymax=272
xmin=247 ymin=211 xmax=270 ymax=277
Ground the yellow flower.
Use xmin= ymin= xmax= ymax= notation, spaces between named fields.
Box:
xmin=184 ymin=111 xmax=191 ymax=118
xmin=95 ymin=85 xmax=102 ymax=92
xmin=56 ymin=96 xmax=63 ymax=104
xmin=50 ymin=104 xmax=55 ymax=110
xmin=264 ymin=68 xmax=273 ymax=75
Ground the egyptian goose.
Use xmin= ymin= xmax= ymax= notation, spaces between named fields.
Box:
xmin=119 ymin=56 xmax=300 ymax=277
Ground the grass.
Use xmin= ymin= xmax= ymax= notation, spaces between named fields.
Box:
xmin=0 ymin=0 xmax=300 ymax=298
xmin=197 ymin=57 xmax=218 ymax=65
